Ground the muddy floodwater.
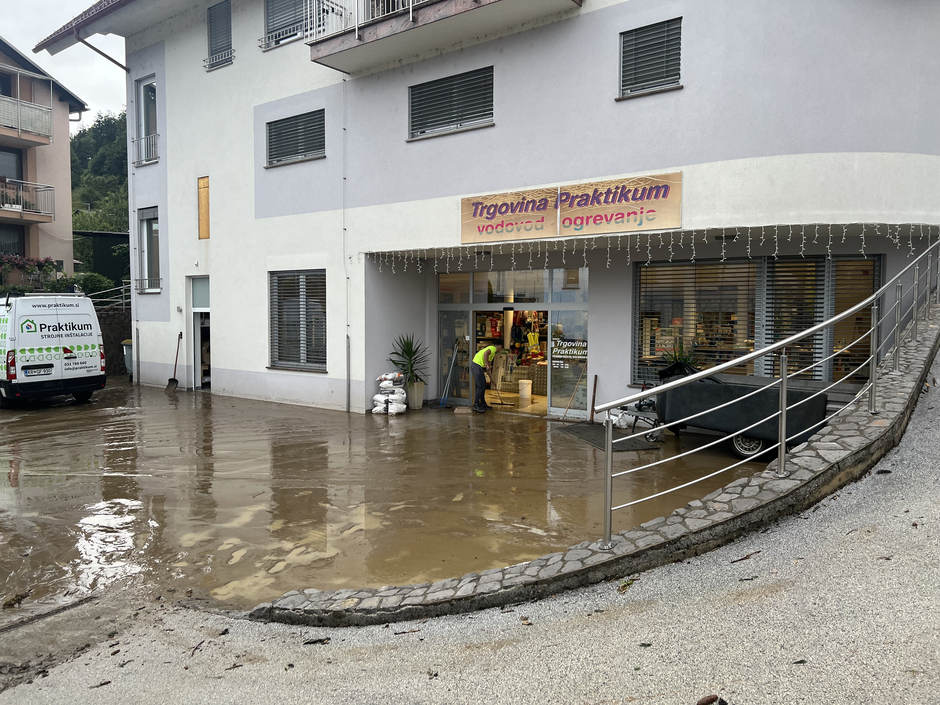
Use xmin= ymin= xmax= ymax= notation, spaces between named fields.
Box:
xmin=0 ymin=381 xmax=764 ymax=623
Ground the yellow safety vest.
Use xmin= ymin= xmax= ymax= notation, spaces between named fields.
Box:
xmin=473 ymin=345 xmax=497 ymax=367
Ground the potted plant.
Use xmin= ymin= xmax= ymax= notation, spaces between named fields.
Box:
xmin=389 ymin=333 xmax=430 ymax=410
xmin=658 ymin=340 xmax=702 ymax=382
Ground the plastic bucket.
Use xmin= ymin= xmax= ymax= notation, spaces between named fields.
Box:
xmin=518 ymin=379 xmax=532 ymax=398
xmin=121 ymin=339 xmax=133 ymax=374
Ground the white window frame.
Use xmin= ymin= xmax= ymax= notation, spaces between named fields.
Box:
xmin=137 ymin=208 xmax=161 ymax=293
xmin=134 ymin=76 xmax=159 ymax=165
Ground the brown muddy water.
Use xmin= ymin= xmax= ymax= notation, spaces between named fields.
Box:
xmin=0 ymin=381 xmax=763 ymax=624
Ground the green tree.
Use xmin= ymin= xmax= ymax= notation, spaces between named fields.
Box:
xmin=71 ymin=111 xmax=128 ymax=232
xmin=72 ymin=184 xmax=129 ymax=232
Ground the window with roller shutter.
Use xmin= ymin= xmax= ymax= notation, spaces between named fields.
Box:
xmin=409 ymin=67 xmax=493 ymax=140
xmin=620 ymin=18 xmax=682 ymax=98
xmin=206 ymin=0 xmax=234 ymax=70
xmin=270 ymin=270 xmax=327 ymax=371
xmin=266 ymin=109 xmax=326 ymax=166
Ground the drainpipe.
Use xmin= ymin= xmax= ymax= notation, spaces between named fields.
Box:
xmin=343 ymin=77 xmax=351 ymax=413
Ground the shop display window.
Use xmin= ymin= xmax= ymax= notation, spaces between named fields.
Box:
xmin=472 ymin=270 xmax=548 ymax=304
xmin=551 ymin=268 xmax=589 ymax=303
xmin=438 ymin=273 xmax=471 ymax=303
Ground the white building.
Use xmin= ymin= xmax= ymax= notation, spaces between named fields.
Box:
xmin=37 ymin=0 xmax=940 ymax=416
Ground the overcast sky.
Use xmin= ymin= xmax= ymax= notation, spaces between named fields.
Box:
xmin=2 ymin=0 xmax=127 ymax=132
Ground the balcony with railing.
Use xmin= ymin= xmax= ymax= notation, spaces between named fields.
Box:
xmin=132 ymin=134 xmax=159 ymax=167
xmin=271 ymin=0 xmax=581 ymax=73
xmin=0 ymin=179 xmax=55 ymax=224
xmin=0 ymin=94 xmax=53 ymax=146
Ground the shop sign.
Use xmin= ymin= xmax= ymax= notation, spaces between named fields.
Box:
xmin=461 ymin=173 xmax=682 ymax=244
xmin=552 ymin=339 xmax=587 ymax=361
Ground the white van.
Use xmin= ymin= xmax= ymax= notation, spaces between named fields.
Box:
xmin=0 ymin=293 xmax=107 ymax=406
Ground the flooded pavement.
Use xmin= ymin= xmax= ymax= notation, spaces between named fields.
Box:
xmin=0 ymin=381 xmax=763 ymax=623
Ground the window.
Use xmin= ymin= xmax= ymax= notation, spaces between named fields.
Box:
xmin=137 ymin=207 xmax=160 ymax=292
xmin=270 ymin=270 xmax=327 ymax=371
xmin=634 ymin=256 xmax=882 ymax=384
xmin=0 ymin=146 xmax=23 ymax=181
xmin=620 ymin=17 xmax=682 ymax=97
xmin=134 ymin=77 xmax=158 ymax=165
xmin=198 ymin=177 xmax=210 ymax=239
xmin=409 ymin=67 xmax=494 ymax=139
xmin=636 ymin=260 xmax=757 ymax=383
xmin=206 ymin=0 xmax=234 ymax=70
xmin=266 ymin=110 xmax=325 ymax=166
xmin=0 ymin=224 xmax=25 ymax=256
xmin=262 ymin=0 xmax=304 ymax=48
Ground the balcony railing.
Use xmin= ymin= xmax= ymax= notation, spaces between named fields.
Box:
xmin=0 ymin=94 xmax=53 ymax=138
xmin=204 ymin=49 xmax=236 ymax=70
xmin=132 ymin=134 xmax=159 ymax=166
xmin=134 ymin=278 xmax=162 ymax=293
xmin=260 ymin=0 xmax=433 ymax=49
xmin=0 ymin=179 xmax=55 ymax=218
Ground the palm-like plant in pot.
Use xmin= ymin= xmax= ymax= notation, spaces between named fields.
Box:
xmin=389 ymin=334 xmax=431 ymax=410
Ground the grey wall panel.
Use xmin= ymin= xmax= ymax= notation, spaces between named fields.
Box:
xmin=127 ymin=40 xmax=171 ymax=324
xmin=254 ymin=83 xmax=345 ymax=219
xmin=253 ymin=0 xmax=940 ymax=219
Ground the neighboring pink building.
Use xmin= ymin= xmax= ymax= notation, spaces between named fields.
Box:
xmin=0 ymin=34 xmax=86 ymax=273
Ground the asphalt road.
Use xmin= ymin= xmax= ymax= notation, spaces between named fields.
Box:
xmin=3 ymin=357 xmax=940 ymax=704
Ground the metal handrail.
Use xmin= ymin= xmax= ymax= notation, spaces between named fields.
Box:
xmin=596 ymin=238 xmax=940 ymax=414
xmin=594 ymin=225 xmax=940 ymax=549
xmin=90 ymin=282 xmax=131 ymax=310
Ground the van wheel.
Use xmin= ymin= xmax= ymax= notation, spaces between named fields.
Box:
xmin=73 ymin=391 xmax=93 ymax=403
xmin=731 ymin=434 xmax=765 ymax=458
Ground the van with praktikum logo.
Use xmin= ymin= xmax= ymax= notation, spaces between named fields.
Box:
xmin=0 ymin=293 xmax=107 ymax=406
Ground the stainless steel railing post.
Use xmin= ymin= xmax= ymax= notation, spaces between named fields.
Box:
xmin=869 ymin=302 xmax=879 ymax=414
xmin=776 ymin=350 xmax=789 ymax=478
xmin=935 ymin=237 xmax=940 ymax=304
xmin=923 ymin=256 xmax=930 ymax=321
xmin=894 ymin=281 xmax=902 ymax=372
xmin=601 ymin=415 xmax=614 ymax=549
xmin=914 ymin=265 xmax=920 ymax=342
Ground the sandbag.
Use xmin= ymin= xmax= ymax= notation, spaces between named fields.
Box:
xmin=374 ymin=392 xmax=406 ymax=404
xmin=379 ymin=379 xmax=404 ymax=390
xmin=376 ymin=372 xmax=405 ymax=383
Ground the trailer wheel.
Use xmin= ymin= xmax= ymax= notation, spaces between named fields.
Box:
xmin=731 ymin=434 xmax=765 ymax=458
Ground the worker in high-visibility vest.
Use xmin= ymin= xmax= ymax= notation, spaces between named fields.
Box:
xmin=471 ymin=342 xmax=502 ymax=413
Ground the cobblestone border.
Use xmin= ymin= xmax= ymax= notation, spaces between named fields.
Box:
xmin=249 ymin=312 xmax=940 ymax=628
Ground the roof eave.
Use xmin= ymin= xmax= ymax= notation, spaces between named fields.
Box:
xmin=0 ymin=34 xmax=88 ymax=114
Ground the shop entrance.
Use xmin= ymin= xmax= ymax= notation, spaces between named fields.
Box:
xmin=436 ymin=267 xmax=589 ymax=419
xmin=474 ymin=310 xmax=549 ymax=415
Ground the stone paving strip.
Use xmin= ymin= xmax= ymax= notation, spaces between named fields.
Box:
xmin=250 ymin=310 xmax=940 ymax=628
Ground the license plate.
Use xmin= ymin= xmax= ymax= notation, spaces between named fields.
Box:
xmin=23 ymin=367 xmax=53 ymax=377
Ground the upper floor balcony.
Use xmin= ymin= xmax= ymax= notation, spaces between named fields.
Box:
xmin=0 ymin=178 xmax=55 ymax=225
xmin=0 ymin=65 xmax=55 ymax=147
xmin=289 ymin=0 xmax=581 ymax=74
xmin=0 ymin=94 xmax=53 ymax=147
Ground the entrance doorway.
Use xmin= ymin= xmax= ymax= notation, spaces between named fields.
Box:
xmin=437 ymin=268 xmax=589 ymax=419
xmin=191 ymin=277 xmax=210 ymax=390
xmin=473 ymin=310 xmax=548 ymax=414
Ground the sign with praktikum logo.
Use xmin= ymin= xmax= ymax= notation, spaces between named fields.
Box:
xmin=461 ymin=172 xmax=682 ymax=244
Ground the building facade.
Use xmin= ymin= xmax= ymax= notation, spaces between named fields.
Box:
xmin=0 ymin=36 xmax=85 ymax=274
xmin=38 ymin=0 xmax=940 ymax=416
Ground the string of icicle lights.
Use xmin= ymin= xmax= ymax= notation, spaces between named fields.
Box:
xmin=366 ymin=224 xmax=938 ymax=272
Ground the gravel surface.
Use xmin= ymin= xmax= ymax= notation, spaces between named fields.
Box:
xmin=3 ymin=358 xmax=940 ymax=704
